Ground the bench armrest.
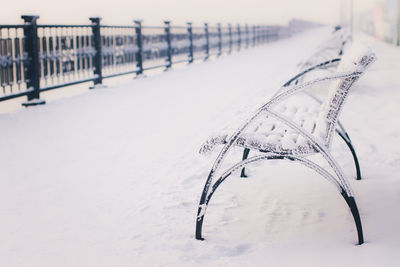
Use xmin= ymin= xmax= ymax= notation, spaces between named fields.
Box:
xmin=264 ymin=69 xmax=362 ymax=110
xmin=282 ymin=58 xmax=341 ymax=88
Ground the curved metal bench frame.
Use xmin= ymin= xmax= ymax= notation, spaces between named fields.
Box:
xmin=241 ymin=58 xmax=362 ymax=180
xmin=298 ymin=28 xmax=350 ymax=71
xmin=195 ymin=69 xmax=369 ymax=245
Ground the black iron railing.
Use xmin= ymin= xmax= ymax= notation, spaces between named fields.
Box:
xmin=0 ymin=24 xmax=30 ymax=101
xmin=38 ymin=23 xmax=97 ymax=92
xmin=0 ymin=16 xmax=317 ymax=105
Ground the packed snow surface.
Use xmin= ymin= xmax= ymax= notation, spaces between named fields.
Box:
xmin=1 ymin=28 xmax=399 ymax=266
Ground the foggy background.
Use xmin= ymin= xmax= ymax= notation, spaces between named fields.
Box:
xmin=1 ymin=0 xmax=381 ymax=26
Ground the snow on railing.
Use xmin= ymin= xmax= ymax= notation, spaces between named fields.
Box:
xmin=0 ymin=16 xmax=319 ymax=105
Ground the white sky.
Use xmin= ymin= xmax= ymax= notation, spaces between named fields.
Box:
xmin=1 ymin=0 xmax=381 ymax=26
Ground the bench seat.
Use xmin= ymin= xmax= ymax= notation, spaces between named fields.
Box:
xmin=200 ymin=102 xmax=325 ymax=155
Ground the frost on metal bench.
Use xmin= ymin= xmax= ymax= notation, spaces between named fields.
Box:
xmin=195 ymin=43 xmax=376 ymax=245
xmin=298 ymin=27 xmax=351 ymax=72
xmin=274 ymin=34 xmax=363 ymax=181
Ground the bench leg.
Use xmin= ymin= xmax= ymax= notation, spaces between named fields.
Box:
xmin=195 ymin=213 xmax=205 ymax=240
xmin=196 ymin=169 xmax=215 ymax=240
xmin=240 ymin=148 xmax=250 ymax=178
xmin=196 ymin=154 xmax=364 ymax=245
xmin=341 ymin=191 xmax=364 ymax=245
xmin=336 ymin=130 xmax=362 ymax=180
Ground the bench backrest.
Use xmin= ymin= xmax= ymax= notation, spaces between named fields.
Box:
xmin=325 ymin=27 xmax=349 ymax=54
xmin=300 ymin=28 xmax=350 ymax=70
xmin=314 ymin=43 xmax=376 ymax=148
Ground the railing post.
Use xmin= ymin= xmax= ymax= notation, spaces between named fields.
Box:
xmin=204 ymin=23 xmax=209 ymax=60
xmin=21 ymin=15 xmax=45 ymax=106
xmin=89 ymin=17 xmax=103 ymax=88
xmin=265 ymin=26 xmax=268 ymax=43
xmin=187 ymin=22 xmax=194 ymax=63
xmin=245 ymin=24 xmax=249 ymax=48
xmin=217 ymin=23 xmax=222 ymax=57
xmin=228 ymin=23 xmax=232 ymax=53
xmin=164 ymin=20 xmax=172 ymax=69
xmin=237 ymin=24 xmax=241 ymax=51
xmin=252 ymin=25 xmax=256 ymax=47
xmin=134 ymin=20 xmax=143 ymax=75
xmin=263 ymin=26 xmax=267 ymax=43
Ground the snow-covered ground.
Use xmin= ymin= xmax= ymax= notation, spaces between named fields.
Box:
xmin=1 ymin=27 xmax=399 ymax=266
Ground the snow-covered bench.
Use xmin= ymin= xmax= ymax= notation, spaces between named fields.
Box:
xmin=195 ymin=43 xmax=376 ymax=245
xmin=298 ymin=27 xmax=350 ymax=73
xmin=259 ymin=30 xmax=362 ymax=181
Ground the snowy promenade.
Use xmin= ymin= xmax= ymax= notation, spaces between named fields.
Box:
xmin=1 ymin=28 xmax=400 ymax=266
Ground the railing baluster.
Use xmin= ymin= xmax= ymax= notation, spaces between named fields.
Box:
xmin=245 ymin=24 xmax=249 ymax=49
xmin=217 ymin=23 xmax=222 ymax=57
xmin=237 ymin=24 xmax=241 ymax=51
xmin=252 ymin=25 xmax=256 ymax=47
xmin=228 ymin=23 xmax=232 ymax=54
xmin=204 ymin=23 xmax=209 ymax=60
xmin=263 ymin=26 xmax=266 ymax=44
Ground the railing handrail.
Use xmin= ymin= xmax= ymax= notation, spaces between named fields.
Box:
xmin=38 ymin=24 xmax=92 ymax=28
xmin=0 ymin=24 xmax=25 ymax=28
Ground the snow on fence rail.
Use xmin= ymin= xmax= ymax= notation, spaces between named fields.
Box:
xmin=0 ymin=16 xmax=318 ymax=106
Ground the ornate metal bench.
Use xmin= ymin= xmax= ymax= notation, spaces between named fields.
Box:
xmin=298 ymin=27 xmax=350 ymax=72
xmin=195 ymin=43 xmax=376 ymax=245
xmin=267 ymin=33 xmax=362 ymax=181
